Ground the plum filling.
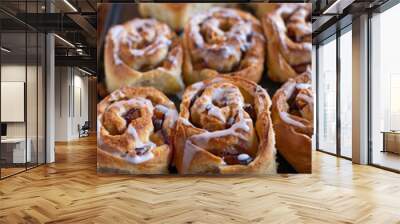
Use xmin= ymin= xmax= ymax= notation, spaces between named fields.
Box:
xmin=237 ymin=154 xmax=253 ymax=165
xmin=222 ymin=152 xmax=253 ymax=165
xmin=152 ymin=119 xmax=163 ymax=132
xmin=152 ymin=108 xmax=165 ymax=132
xmin=292 ymin=63 xmax=309 ymax=73
xmin=150 ymin=107 xmax=169 ymax=145
xmin=213 ymin=96 xmax=228 ymax=108
xmin=225 ymin=116 xmax=235 ymax=129
xmin=189 ymin=89 xmax=204 ymax=108
xmin=243 ymin=104 xmax=256 ymax=121
xmin=123 ymin=108 xmax=141 ymax=125
xmin=212 ymin=147 xmax=253 ymax=165
xmin=288 ymin=90 xmax=301 ymax=116
xmin=288 ymin=87 xmax=313 ymax=122
xmin=135 ymin=145 xmax=152 ymax=156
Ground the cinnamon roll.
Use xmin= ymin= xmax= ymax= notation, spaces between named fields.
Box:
xmin=249 ymin=3 xmax=280 ymax=19
xmin=97 ymin=87 xmax=178 ymax=174
xmin=104 ymin=18 xmax=184 ymax=95
xmin=139 ymin=3 xmax=224 ymax=31
xmin=271 ymin=72 xmax=313 ymax=173
xmin=262 ymin=4 xmax=312 ymax=83
xmin=174 ymin=76 xmax=276 ymax=174
xmin=182 ymin=7 xmax=265 ymax=85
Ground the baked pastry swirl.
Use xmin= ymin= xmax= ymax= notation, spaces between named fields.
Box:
xmin=271 ymin=72 xmax=313 ymax=173
xmin=97 ymin=87 xmax=178 ymax=174
xmin=182 ymin=7 xmax=265 ymax=85
xmin=262 ymin=4 xmax=312 ymax=83
xmin=249 ymin=3 xmax=281 ymax=19
xmin=174 ymin=76 xmax=276 ymax=174
xmin=104 ymin=18 xmax=184 ymax=94
xmin=139 ymin=3 xmax=221 ymax=31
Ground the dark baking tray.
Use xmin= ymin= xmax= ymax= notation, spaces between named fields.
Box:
xmin=97 ymin=3 xmax=297 ymax=173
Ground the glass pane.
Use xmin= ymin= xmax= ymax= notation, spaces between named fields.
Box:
xmin=38 ymin=33 xmax=45 ymax=165
xmin=27 ymin=31 xmax=38 ymax=169
xmin=312 ymin=45 xmax=317 ymax=150
xmin=318 ymin=37 xmax=337 ymax=154
xmin=1 ymin=31 xmax=27 ymax=177
xmin=371 ymin=4 xmax=400 ymax=171
xmin=340 ymin=29 xmax=352 ymax=158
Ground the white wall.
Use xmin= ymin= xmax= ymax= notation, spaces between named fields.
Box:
xmin=72 ymin=73 xmax=89 ymax=138
xmin=55 ymin=67 xmax=89 ymax=141
xmin=55 ymin=67 xmax=70 ymax=141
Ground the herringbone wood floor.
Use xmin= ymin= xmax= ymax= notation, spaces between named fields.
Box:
xmin=0 ymin=136 xmax=399 ymax=224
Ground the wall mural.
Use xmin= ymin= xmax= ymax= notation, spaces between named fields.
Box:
xmin=97 ymin=3 xmax=313 ymax=175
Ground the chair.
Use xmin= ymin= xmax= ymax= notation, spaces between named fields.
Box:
xmin=78 ymin=121 xmax=90 ymax=138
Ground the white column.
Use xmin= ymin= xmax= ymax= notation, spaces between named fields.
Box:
xmin=46 ymin=32 xmax=55 ymax=163
xmin=352 ymin=14 xmax=369 ymax=164
xmin=45 ymin=0 xmax=56 ymax=163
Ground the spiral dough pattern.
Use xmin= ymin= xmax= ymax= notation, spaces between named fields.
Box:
xmin=183 ymin=7 xmax=265 ymax=85
xmin=174 ymin=76 xmax=276 ymax=174
xmin=104 ymin=19 xmax=184 ymax=94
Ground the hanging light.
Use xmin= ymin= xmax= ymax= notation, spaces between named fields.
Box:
xmin=1 ymin=47 xmax=11 ymax=53
xmin=54 ymin=34 xmax=75 ymax=48
xmin=78 ymin=67 xmax=92 ymax=76
xmin=63 ymin=0 xmax=78 ymax=12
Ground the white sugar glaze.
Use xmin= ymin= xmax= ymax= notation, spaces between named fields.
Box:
xmin=237 ymin=153 xmax=250 ymax=161
xmin=155 ymin=104 xmax=171 ymax=114
xmin=109 ymin=89 xmax=126 ymax=101
xmin=188 ymin=7 xmax=256 ymax=71
xmin=99 ymin=94 xmax=160 ymax=164
xmin=108 ymin=25 xmax=125 ymax=65
xmin=186 ymin=81 xmax=205 ymax=100
xmin=123 ymin=150 xmax=154 ymax=164
xmin=272 ymin=5 xmax=312 ymax=66
xmin=296 ymin=83 xmax=312 ymax=90
xmin=279 ymin=111 xmax=306 ymax=128
xmin=283 ymin=82 xmax=297 ymax=98
xmin=206 ymin=106 xmax=226 ymax=123
xmin=127 ymin=124 xmax=156 ymax=150
xmin=110 ymin=97 xmax=154 ymax=117
xmin=179 ymin=117 xmax=193 ymax=126
xmin=155 ymin=104 xmax=178 ymax=127
xmin=191 ymin=81 xmax=205 ymax=91
xmin=97 ymin=115 xmax=103 ymax=146
xmin=182 ymin=141 xmax=202 ymax=173
xmin=197 ymin=84 xmax=244 ymax=122
xmin=191 ymin=120 xmax=249 ymax=146
xmin=108 ymin=19 xmax=174 ymax=70
xmin=182 ymin=110 xmax=252 ymax=172
xmin=211 ymin=86 xmax=241 ymax=105
xmin=296 ymin=93 xmax=313 ymax=105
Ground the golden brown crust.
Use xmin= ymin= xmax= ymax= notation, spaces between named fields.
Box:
xmin=174 ymin=76 xmax=276 ymax=174
xmin=97 ymin=146 xmax=170 ymax=174
xmin=249 ymin=3 xmax=280 ymax=19
xmin=139 ymin=3 xmax=232 ymax=31
xmin=262 ymin=3 xmax=312 ymax=83
xmin=104 ymin=18 xmax=184 ymax=94
xmin=182 ymin=7 xmax=265 ymax=85
xmin=97 ymin=87 xmax=178 ymax=174
xmin=271 ymin=72 xmax=313 ymax=173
